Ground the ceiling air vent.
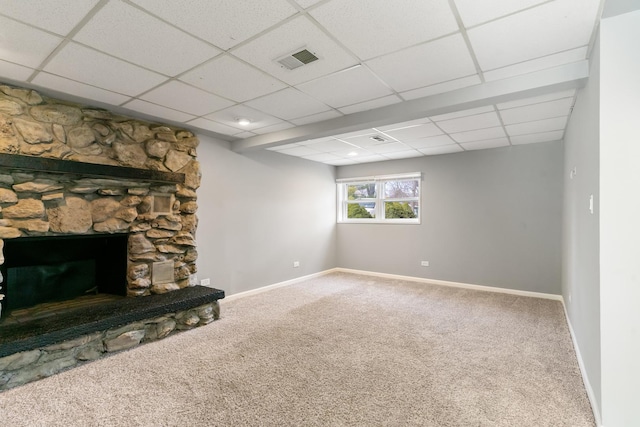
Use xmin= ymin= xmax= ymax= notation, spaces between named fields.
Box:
xmin=370 ymin=135 xmax=387 ymax=143
xmin=276 ymin=48 xmax=319 ymax=70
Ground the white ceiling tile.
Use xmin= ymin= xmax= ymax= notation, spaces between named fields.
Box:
xmin=454 ymin=0 xmax=549 ymax=27
xmin=310 ymin=0 xmax=458 ymax=60
xmin=460 ymin=138 xmax=510 ymax=150
xmin=429 ymin=105 xmax=496 ymax=122
xmin=376 ymin=118 xmax=431 ymax=132
xmin=180 ymin=55 xmax=287 ymax=102
xmin=497 ymin=89 xmax=576 ymax=110
xmin=468 ymin=0 xmax=601 ymax=71
xmin=252 ymin=122 xmax=295 ymax=135
xmin=122 ymin=99 xmax=195 ymax=123
xmin=338 ymin=95 xmax=402 ymax=115
xmin=43 ymin=42 xmax=167 ymax=96
xmin=511 ymin=130 xmax=564 ymax=145
xmin=366 ymin=34 xmax=477 ymax=92
xmin=204 ymin=104 xmax=284 ymax=131
xmin=450 ymin=126 xmax=506 ymax=143
xmin=419 ymin=145 xmax=464 ymax=155
xmin=484 ymin=47 xmax=588 ymax=81
xmin=383 ymin=150 xmax=425 ymax=160
xmin=245 ymin=88 xmax=332 ymax=120
xmin=353 ymin=154 xmax=388 ymax=163
xmin=0 ymin=60 xmax=33 ymax=81
xmin=31 ymin=73 xmax=131 ymax=106
xmin=140 ymin=81 xmax=234 ymax=116
xmin=233 ymin=131 xmax=257 ymax=139
xmin=325 ymin=158 xmax=358 ymax=166
xmin=436 ymin=112 xmax=502 ymax=133
xmin=500 ymin=98 xmax=574 ymax=125
xmin=74 ymin=0 xmax=220 ymax=77
xmin=367 ymin=142 xmax=411 ymax=154
xmin=337 ymin=133 xmax=389 ymax=148
xmin=289 ymin=110 xmax=343 ymax=126
xmin=0 ymin=16 xmax=63 ymax=68
xmin=301 ymin=153 xmax=344 ymax=163
xmin=305 ymin=139 xmax=357 ymax=153
xmin=383 ymin=123 xmax=444 ymax=140
xmin=403 ymin=135 xmax=456 ymax=149
xmin=334 ymin=129 xmax=378 ymax=140
xmin=130 ymin=0 xmax=297 ymax=50
xmin=278 ymin=145 xmax=323 ymax=157
xmin=296 ymin=66 xmax=393 ymax=108
xmin=506 ymin=116 xmax=568 ymax=136
xmin=0 ymin=0 xmax=99 ymax=35
xmin=332 ymin=148 xmax=372 ymax=158
xmin=232 ymin=16 xmax=357 ymax=86
xmin=400 ymin=75 xmax=481 ymax=100
xmin=186 ymin=118 xmax=240 ymax=136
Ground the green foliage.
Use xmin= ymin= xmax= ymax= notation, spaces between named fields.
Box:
xmin=348 ymin=203 xmax=372 ymax=218
xmin=385 ymin=202 xmax=416 ymax=219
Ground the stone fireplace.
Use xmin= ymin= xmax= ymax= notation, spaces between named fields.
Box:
xmin=0 ymin=84 xmax=223 ymax=390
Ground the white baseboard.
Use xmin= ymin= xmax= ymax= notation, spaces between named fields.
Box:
xmin=221 ymin=268 xmax=339 ymax=302
xmin=335 ymin=268 xmax=563 ymax=301
xmin=561 ymin=300 xmax=602 ymax=426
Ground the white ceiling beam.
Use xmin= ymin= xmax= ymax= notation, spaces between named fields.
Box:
xmin=232 ymin=60 xmax=589 ymax=153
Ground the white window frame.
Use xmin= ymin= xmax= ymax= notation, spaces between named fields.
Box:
xmin=337 ymin=172 xmax=421 ymax=224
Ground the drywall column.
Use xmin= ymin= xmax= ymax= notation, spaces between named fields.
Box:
xmin=599 ymin=8 xmax=640 ymax=427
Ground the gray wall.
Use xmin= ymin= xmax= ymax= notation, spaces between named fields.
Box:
xmin=195 ymin=135 xmax=337 ymax=296
xmin=336 ymin=142 xmax=563 ymax=294
xmin=562 ymin=31 xmax=601 ymax=418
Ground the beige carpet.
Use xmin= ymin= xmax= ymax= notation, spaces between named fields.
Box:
xmin=0 ymin=272 xmax=594 ymax=426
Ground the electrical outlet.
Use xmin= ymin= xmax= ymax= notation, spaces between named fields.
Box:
xmin=200 ymin=278 xmax=210 ymax=286
xmin=421 ymin=261 xmax=429 ymax=267
xmin=293 ymin=261 xmax=300 ymax=268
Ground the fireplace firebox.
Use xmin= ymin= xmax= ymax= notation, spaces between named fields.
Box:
xmin=0 ymin=234 xmax=128 ymax=318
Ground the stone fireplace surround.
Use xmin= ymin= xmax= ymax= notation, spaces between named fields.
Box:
xmin=0 ymin=84 xmax=224 ymax=390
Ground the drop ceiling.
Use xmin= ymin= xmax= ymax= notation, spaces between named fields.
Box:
xmin=0 ymin=0 xmax=603 ymax=165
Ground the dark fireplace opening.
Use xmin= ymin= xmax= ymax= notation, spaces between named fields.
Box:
xmin=1 ymin=234 xmax=128 ymax=320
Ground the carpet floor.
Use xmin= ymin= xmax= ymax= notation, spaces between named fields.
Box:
xmin=0 ymin=272 xmax=594 ymax=426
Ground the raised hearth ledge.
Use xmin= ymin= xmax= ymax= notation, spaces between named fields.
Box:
xmin=0 ymin=153 xmax=185 ymax=184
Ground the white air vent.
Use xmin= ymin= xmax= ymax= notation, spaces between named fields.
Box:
xmin=276 ymin=48 xmax=319 ymax=70
xmin=370 ymin=135 xmax=387 ymax=143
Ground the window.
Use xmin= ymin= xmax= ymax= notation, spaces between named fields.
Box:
xmin=337 ymin=173 xmax=421 ymax=223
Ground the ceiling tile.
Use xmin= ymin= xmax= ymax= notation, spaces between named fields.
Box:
xmin=32 ymin=73 xmax=131 ymax=106
xmin=232 ymin=16 xmax=357 ymax=86
xmin=337 ymin=133 xmax=390 ymax=148
xmin=500 ymin=98 xmax=574 ymax=125
xmin=376 ymin=118 xmax=431 ymax=132
xmin=122 ymin=99 xmax=195 ymax=123
xmin=484 ymin=47 xmax=588 ymax=81
xmin=0 ymin=60 xmax=33 ymax=81
xmin=460 ymin=138 xmax=510 ymax=150
xmin=130 ymin=0 xmax=297 ymax=50
xmin=505 ymin=116 xmax=568 ymax=136
xmin=43 ymin=42 xmax=167 ymax=96
xmin=450 ymin=126 xmax=506 ymax=143
xmin=301 ymin=153 xmax=345 ymax=162
xmin=354 ymin=154 xmax=388 ymax=163
xmin=252 ymin=122 xmax=295 ymax=135
xmin=180 ymin=55 xmax=287 ymax=102
xmin=204 ymin=104 xmax=284 ymax=131
xmin=334 ymin=129 xmax=379 ymax=140
xmin=468 ymin=0 xmax=601 ymax=71
xmin=367 ymin=142 xmax=411 ymax=154
xmin=419 ymin=145 xmax=464 ymax=155
xmin=0 ymin=0 xmax=99 ymax=35
xmin=186 ymin=118 xmax=239 ymax=136
xmin=289 ymin=110 xmax=343 ymax=126
xmin=0 ymin=16 xmax=63 ymax=68
xmin=383 ymin=123 xmax=444 ymax=140
xmin=403 ymin=135 xmax=456 ymax=149
xmin=366 ymin=34 xmax=477 ymax=92
xmin=140 ymin=81 xmax=234 ymax=116
xmin=305 ymin=139 xmax=357 ymax=152
xmin=310 ymin=0 xmax=458 ymax=60
xmin=511 ymin=130 xmax=564 ymax=145
xmin=401 ymin=75 xmax=481 ymax=100
xmin=245 ymin=88 xmax=332 ymax=120
xmin=436 ymin=112 xmax=502 ymax=133
xmin=296 ymin=66 xmax=393 ymax=108
xmin=338 ymin=95 xmax=402 ymax=115
xmin=497 ymin=89 xmax=576 ymax=110
xmin=429 ymin=105 xmax=496 ymax=122
xmin=332 ymin=148 xmax=372 ymax=158
xmin=74 ymin=0 xmax=220 ymax=77
xmin=383 ymin=150 xmax=424 ymax=160
xmin=278 ymin=145 xmax=323 ymax=157
xmin=454 ymin=0 xmax=548 ymax=27
xmin=325 ymin=158 xmax=358 ymax=166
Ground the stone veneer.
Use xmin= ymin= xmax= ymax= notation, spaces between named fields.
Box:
xmin=0 ymin=83 xmax=202 ymax=312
